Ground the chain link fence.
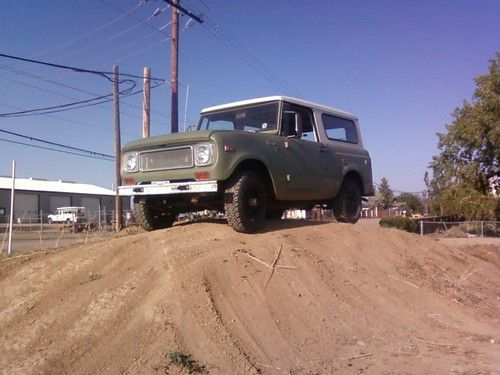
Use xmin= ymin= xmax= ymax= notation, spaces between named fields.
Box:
xmin=419 ymin=221 xmax=499 ymax=238
xmin=0 ymin=210 xmax=135 ymax=254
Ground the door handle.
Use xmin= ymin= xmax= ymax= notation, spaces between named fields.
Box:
xmin=318 ymin=143 xmax=327 ymax=152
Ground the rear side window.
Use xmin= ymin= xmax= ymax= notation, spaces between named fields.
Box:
xmin=322 ymin=114 xmax=359 ymax=143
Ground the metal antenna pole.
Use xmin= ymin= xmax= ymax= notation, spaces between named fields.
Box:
xmin=7 ymin=160 xmax=15 ymax=255
xmin=183 ymin=84 xmax=190 ymax=132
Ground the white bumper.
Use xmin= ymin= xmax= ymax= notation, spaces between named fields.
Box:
xmin=118 ymin=180 xmax=218 ymax=196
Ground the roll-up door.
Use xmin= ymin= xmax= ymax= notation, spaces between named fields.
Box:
xmin=49 ymin=195 xmax=71 ymax=213
xmin=14 ymin=193 xmax=39 ymax=221
xmin=81 ymin=197 xmax=100 ymax=215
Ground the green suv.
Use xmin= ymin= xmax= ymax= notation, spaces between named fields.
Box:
xmin=119 ymin=96 xmax=374 ymax=233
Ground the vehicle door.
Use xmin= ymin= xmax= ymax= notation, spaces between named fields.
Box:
xmin=320 ymin=113 xmax=365 ymax=195
xmin=280 ymin=102 xmax=329 ymax=197
xmin=55 ymin=210 xmax=63 ymax=222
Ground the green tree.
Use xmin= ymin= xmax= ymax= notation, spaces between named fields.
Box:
xmin=376 ymin=177 xmax=394 ymax=209
xmin=429 ymin=53 xmax=500 ymax=220
xmin=396 ymin=193 xmax=424 ymax=213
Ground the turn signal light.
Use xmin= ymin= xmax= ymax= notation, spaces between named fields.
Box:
xmin=124 ymin=178 xmax=135 ymax=185
xmin=195 ymin=172 xmax=210 ymax=180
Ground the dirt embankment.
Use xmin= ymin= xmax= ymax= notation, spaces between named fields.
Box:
xmin=0 ymin=220 xmax=498 ymax=374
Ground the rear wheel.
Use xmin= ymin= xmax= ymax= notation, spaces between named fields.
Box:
xmin=331 ymin=178 xmax=362 ymax=223
xmin=47 ymin=218 xmax=53 ymax=224
xmin=133 ymin=198 xmax=177 ymax=231
xmin=224 ymin=171 xmax=267 ymax=233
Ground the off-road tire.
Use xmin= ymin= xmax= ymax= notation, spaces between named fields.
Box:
xmin=332 ymin=178 xmax=362 ymax=224
xmin=66 ymin=218 xmax=72 ymax=224
xmin=224 ymin=171 xmax=267 ymax=233
xmin=266 ymin=209 xmax=284 ymax=220
xmin=47 ymin=218 xmax=53 ymax=224
xmin=133 ymin=198 xmax=176 ymax=231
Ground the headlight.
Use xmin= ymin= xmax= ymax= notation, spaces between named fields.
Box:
xmin=194 ymin=143 xmax=213 ymax=166
xmin=123 ymin=152 xmax=138 ymax=172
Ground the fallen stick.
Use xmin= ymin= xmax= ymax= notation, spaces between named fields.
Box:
xmin=1 ymin=254 xmax=34 ymax=262
xmin=246 ymin=253 xmax=296 ymax=270
xmin=412 ymin=337 xmax=453 ymax=347
xmin=346 ymin=353 xmax=373 ymax=361
xmin=265 ymin=244 xmax=282 ymax=287
xmin=255 ymin=362 xmax=281 ymax=370
xmin=247 ymin=253 xmax=272 ymax=269
xmin=387 ymin=275 xmax=419 ymax=289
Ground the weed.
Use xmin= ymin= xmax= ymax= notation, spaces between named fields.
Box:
xmin=79 ymin=272 xmax=101 ymax=285
xmin=168 ymin=351 xmax=206 ymax=373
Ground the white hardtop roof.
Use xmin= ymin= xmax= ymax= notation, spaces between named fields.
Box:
xmin=0 ymin=177 xmax=115 ymax=196
xmin=201 ymin=96 xmax=357 ymax=120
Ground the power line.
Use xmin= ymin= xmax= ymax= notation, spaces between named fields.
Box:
xmin=0 ymin=63 xmax=170 ymax=120
xmin=373 ymin=182 xmax=424 ymax=195
xmin=0 ymin=87 xmax=146 ymax=118
xmin=0 ymin=53 xmax=137 ymax=86
xmin=0 ymin=53 xmax=165 ymax=117
xmin=0 ymin=138 xmax=114 ymax=161
xmin=97 ymin=0 xmax=300 ymax=97
xmin=202 ymin=20 xmax=301 ymax=96
xmin=114 ymin=36 xmax=171 ymax=64
xmin=0 ymin=67 xmax=169 ymax=122
xmin=97 ymin=0 xmax=172 ymax=37
xmin=57 ymin=23 xmax=142 ymax=60
xmin=0 ymin=92 xmax=115 ymax=117
xmin=0 ymin=103 xmax=136 ymax=137
xmin=35 ymin=3 xmax=141 ymax=58
xmin=174 ymin=3 xmax=301 ymax=96
xmin=0 ymin=52 xmax=165 ymax=86
xmin=0 ymin=128 xmax=113 ymax=158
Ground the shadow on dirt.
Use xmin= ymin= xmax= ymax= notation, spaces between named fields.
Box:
xmin=174 ymin=218 xmax=333 ymax=233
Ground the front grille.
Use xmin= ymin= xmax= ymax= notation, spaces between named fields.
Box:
xmin=139 ymin=147 xmax=193 ymax=171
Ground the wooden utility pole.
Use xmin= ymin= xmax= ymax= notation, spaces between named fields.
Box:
xmin=170 ymin=0 xmax=179 ymax=133
xmin=161 ymin=0 xmax=202 ymax=133
xmin=113 ymin=65 xmax=123 ymax=232
xmin=142 ymin=67 xmax=151 ymax=138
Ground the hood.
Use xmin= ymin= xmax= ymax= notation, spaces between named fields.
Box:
xmin=122 ymin=130 xmax=213 ymax=152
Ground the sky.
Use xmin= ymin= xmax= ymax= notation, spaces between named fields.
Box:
xmin=0 ymin=0 xmax=498 ymax=192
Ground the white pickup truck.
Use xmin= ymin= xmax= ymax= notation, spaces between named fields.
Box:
xmin=47 ymin=207 xmax=86 ymax=224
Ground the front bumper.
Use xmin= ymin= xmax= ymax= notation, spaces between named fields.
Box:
xmin=118 ymin=180 xmax=218 ymax=196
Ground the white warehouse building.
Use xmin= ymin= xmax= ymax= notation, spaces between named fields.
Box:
xmin=0 ymin=177 xmax=130 ymax=223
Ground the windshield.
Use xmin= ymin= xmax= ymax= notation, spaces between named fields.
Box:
xmin=197 ymin=102 xmax=279 ymax=132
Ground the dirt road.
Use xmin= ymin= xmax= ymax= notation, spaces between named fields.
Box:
xmin=0 ymin=220 xmax=498 ymax=374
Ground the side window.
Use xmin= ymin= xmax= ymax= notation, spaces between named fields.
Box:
xmin=322 ymin=114 xmax=358 ymax=143
xmin=281 ymin=103 xmax=317 ymax=142
xmin=301 ymin=114 xmax=315 ymax=141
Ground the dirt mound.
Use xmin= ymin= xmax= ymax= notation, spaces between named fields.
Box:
xmin=0 ymin=220 xmax=498 ymax=374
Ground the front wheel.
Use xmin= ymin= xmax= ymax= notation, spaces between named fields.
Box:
xmin=47 ymin=218 xmax=53 ymax=224
xmin=331 ymin=178 xmax=362 ymax=224
xmin=224 ymin=171 xmax=267 ymax=233
xmin=133 ymin=198 xmax=177 ymax=231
